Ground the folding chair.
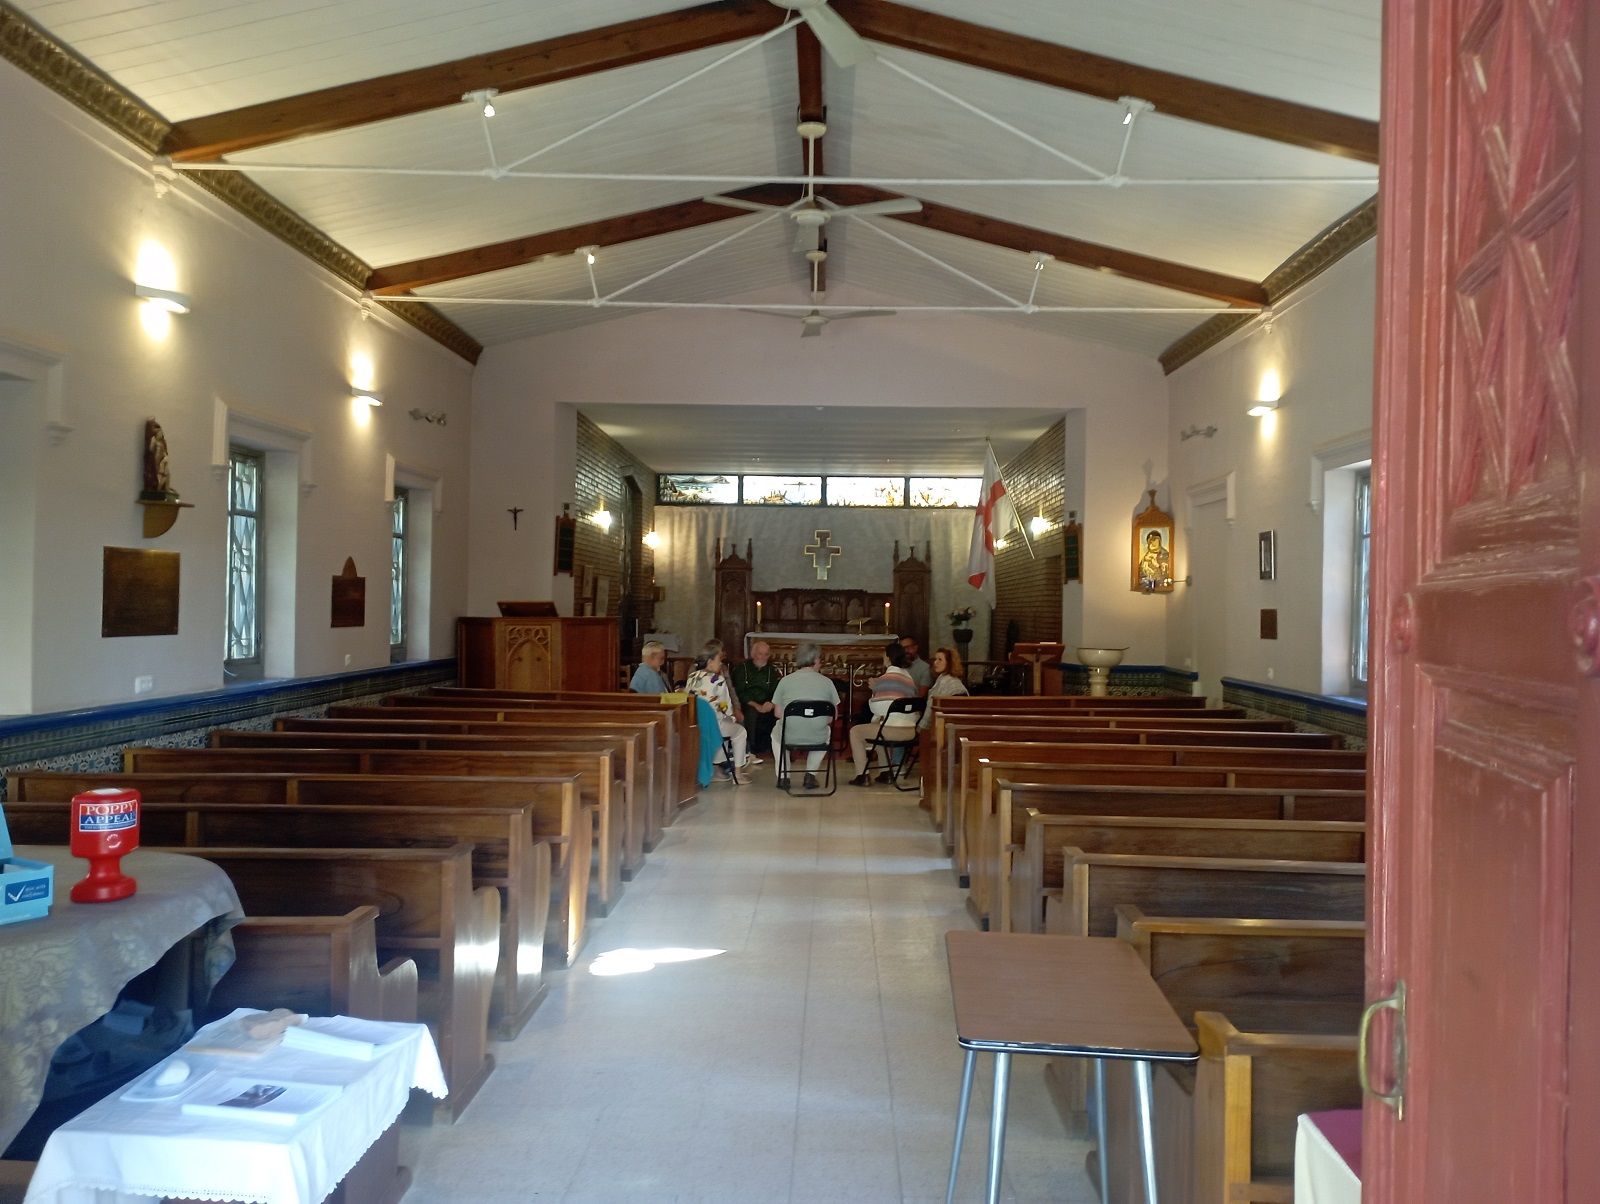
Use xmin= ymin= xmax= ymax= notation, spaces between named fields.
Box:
xmin=865 ymin=697 xmax=926 ymax=791
xmin=776 ymin=699 xmax=837 ymax=796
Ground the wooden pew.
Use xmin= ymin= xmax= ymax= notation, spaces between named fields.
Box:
xmin=952 ymin=740 xmax=1367 ymax=879
xmin=1006 ymin=809 xmax=1365 ymax=934
xmin=120 ymin=746 xmax=626 ymax=917
xmin=1094 ymin=908 xmax=1365 ymax=1204
xmin=985 ymin=782 xmax=1366 ymax=930
xmin=9 ymin=771 xmax=590 ymax=969
xmin=303 ymin=712 xmax=667 ymax=850
xmin=1043 ymin=853 xmax=1366 ymax=939
xmin=180 ymin=844 xmax=497 ymax=1123
xmin=933 ymin=695 xmax=1210 ymax=710
xmin=215 ymin=726 xmax=648 ymax=883
xmin=214 ymin=906 xmax=420 ymax=1024
xmin=414 ymin=688 xmax=699 ymax=813
xmin=3 ymin=797 xmax=551 ymax=1037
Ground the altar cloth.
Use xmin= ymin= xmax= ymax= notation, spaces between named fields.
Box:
xmin=26 ymin=1009 xmax=446 ymax=1204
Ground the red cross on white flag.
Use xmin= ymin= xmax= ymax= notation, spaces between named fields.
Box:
xmin=966 ymin=444 xmax=1018 ymax=598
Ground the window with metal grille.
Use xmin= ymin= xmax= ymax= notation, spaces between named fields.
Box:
xmin=390 ymin=489 xmax=408 ymax=660
xmin=1350 ymin=468 xmax=1372 ymax=690
xmin=225 ymin=448 xmax=264 ymax=675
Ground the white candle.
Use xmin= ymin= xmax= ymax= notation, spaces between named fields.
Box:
xmin=756 ymin=600 xmax=763 ymax=628
xmin=884 ymin=601 xmax=891 ymax=630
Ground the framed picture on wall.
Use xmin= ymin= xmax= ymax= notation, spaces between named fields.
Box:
xmin=1258 ymin=530 xmax=1277 ymax=580
xmin=1131 ymin=490 xmax=1175 ymax=593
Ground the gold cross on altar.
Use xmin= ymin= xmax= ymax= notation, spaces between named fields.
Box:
xmin=804 ymin=530 xmax=843 ymax=581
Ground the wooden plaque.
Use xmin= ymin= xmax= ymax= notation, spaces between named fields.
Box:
xmin=102 ymin=547 xmax=179 ymax=637
xmin=1260 ymin=608 xmax=1279 ymax=640
xmin=331 ymin=557 xmax=366 ymax=628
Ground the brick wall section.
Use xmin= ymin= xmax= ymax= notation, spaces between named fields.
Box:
xmin=991 ymin=419 xmax=1065 ymax=659
xmin=573 ymin=413 xmax=657 ymax=654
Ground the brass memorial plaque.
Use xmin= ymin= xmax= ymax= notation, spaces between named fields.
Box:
xmin=102 ymin=547 xmax=180 ymax=637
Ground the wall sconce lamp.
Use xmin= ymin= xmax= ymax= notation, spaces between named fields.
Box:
xmin=351 ymin=387 xmax=384 ymax=408
xmin=1247 ymin=396 xmax=1280 ymax=418
xmin=592 ymin=496 xmax=613 ymax=531
xmin=135 ymin=284 xmax=190 ymax=314
xmin=993 ymin=537 xmax=1009 ymax=551
xmin=1250 ymin=367 xmax=1283 ymax=417
xmin=1028 ymin=514 xmax=1052 ymax=537
xmin=642 ymin=530 xmax=662 ymax=550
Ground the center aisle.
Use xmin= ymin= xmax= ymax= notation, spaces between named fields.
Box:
xmin=401 ymin=771 xmax=1096 ymax=1203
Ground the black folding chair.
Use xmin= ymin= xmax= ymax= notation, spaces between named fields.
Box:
xmin=776 ymin=699 xmax=837 ymax=796
xmin=865 ymin=696 xmax=926 ymax=791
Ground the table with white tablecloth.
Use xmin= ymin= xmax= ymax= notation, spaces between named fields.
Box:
xmin=0 ymin=846 xmax=244 ymax=1153
xmin=25 ymin=1009 xmax=447 ymax=1204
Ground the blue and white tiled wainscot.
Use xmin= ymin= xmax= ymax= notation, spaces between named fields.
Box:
xmin=1221 ymin=677 xmax=1368 ymax=749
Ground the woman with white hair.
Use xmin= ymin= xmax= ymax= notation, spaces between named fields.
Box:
xmin=686 ymin=639 xmax=750 ymax=783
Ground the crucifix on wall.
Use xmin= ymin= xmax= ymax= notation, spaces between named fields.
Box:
xmin=804 ymin=530 xmax=843 ymax=581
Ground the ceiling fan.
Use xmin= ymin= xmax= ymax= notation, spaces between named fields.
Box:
xmin=767 ymin=0 xmax=876 ymax=68
xmin=742 ymin=306 xmax=896 ymax=338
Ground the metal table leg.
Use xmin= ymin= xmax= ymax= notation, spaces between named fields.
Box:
xmin=986 ymin=1051 xmax=1012 ymax=1204
xmin=946 ymin=1048 xmax=977 ymax=1204
xmin=1094 ymin=1058 xmax=1110 ymax=1203
xmin=1133 ymin=1059 xmax=1159 ymax=1204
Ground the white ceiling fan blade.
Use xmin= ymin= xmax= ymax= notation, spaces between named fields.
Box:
xmin=703 ymin=195 xmax=784 ymax=213
xmin=838 ymin=197 xmax=923 ymax=218
xmin=800 ymin=2 xmax=875 ymax=68
xmin=738 ymin=308 xmax=807 ymax=321
xmin=800 ymin=321 xmax=824 ymax=338
xmin=828 ymin=309 xmax=896 ymax=320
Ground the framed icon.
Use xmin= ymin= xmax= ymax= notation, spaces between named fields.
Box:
xmin=1131 ymin=491 xmax=1175 ymax=593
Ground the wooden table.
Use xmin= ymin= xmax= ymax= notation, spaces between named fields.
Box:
xmin=944 ymin=931 xmax=1198 ymax=1204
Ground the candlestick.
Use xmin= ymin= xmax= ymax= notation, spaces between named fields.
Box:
xmin=884 ymin=601 xmax=891 ymax=631
xmin=755 ymin=600 xmax=763 ymax=629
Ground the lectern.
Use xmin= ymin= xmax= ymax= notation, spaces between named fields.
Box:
xmin=457 ymin=613 xmax=619 ymax=692
xmin=1009 ymin=642 xmax=1065 ymax=696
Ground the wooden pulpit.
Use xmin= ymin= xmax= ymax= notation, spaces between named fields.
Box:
xmin=1010 ymin=641 xmax=1065 ymax=696
xmin=457 ymin=614 xmax=620 ymax=692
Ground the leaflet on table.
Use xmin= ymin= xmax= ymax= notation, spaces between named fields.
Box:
xmin=280 ymin=1015 xmax=411 ymax=1061
xmin=179 ymin=1078 xmax=342 ymax=1126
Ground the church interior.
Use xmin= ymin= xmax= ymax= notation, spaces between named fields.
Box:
xmin=0 ymin=0 xmax=1591 ymax=1201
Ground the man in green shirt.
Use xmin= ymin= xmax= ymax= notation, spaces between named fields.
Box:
xmin=731 ymin=639 xmax=781 ymax=757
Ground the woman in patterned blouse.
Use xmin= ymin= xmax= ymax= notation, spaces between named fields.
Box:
xmin=686 ymin=639 xmax=750 ymax=784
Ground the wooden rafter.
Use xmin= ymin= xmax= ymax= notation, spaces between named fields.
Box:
xmin=834 ymin=0 xmax=1380 ymax=163
xmin=367 ymin=184 xmax=1265 ymax=308
xmin=161 ymin=0 xmax=782 ymax=162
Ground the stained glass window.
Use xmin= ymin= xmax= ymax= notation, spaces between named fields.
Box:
xmin=826 ymin=477 xmax=905 ymax=507
xmin=743 ymin=475 xmax=822 ymax=505
xmin=908 ymin=477 xmax=982 ymax=507
xmin=658 ymin=474 xmax=738 ymax=504
xmin=390 ymin=489 xmax=407 ymax=660
xmin=225 ymin=448 xmax=263 ymax=671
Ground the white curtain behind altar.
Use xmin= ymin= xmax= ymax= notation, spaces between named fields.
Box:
xmin=652 ymin=506 xmax=992 ymax=660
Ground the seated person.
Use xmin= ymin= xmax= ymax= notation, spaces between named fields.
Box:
xmin=919 ymin=646 xmax=970 ymax=731
xmin=847 ymin=641 xmax=921 ymax=786
xmin=686 ymin=639 xmax=750 ymax=783
xmin=731 ymin=640 xmax=780 ymax=760
xmin=899 ymin=635 xmax=933 ymax=693
xmin=629 ymin=640 xmax=675 ymax=694
xmin=770 ymin=642 xmax=841 ymax=791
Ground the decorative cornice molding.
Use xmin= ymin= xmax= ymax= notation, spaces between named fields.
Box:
xmin=378 ymin=299 xmax=483 ymax=364
xmin=0 ymin=1 xmax=481 ymax=364
xmin=1160 ymin=194 xmax=1378 ymax=375
xmin=0 ymin=2 xmax=168 ymax=152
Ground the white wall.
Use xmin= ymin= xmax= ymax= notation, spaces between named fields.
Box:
xmin=1164 ymin=241 xmax=1377 ymax=696
xmin=469 ymin=307 xmax=1171 ymax=665
xmin=0 ymin=64 xmax=474 ymax=714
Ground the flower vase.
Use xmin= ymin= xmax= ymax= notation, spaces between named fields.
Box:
xmin=952 ymin=627 xmax=974 ymax=649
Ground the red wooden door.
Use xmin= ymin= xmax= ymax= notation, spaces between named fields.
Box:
xmin=1369 ymin=0 xmax=1591 ymax=1199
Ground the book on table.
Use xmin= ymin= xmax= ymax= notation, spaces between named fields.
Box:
xmin=180 ymin=1078 xmax=342 ymax=1126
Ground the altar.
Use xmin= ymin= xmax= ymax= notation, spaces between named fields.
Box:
xmin=746 ymin=631 xmax=898 ymax=666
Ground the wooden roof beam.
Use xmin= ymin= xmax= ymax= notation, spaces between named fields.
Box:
xmin=834 ymin=0 xmax=1379 ymax=163
xmin=820 ymin=184 xmax=1268 ymax=307
xmin=162 ymin=0 xmax=783 ymax=162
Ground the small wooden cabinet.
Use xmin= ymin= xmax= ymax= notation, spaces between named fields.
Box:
xmin=457 ymin=616 xmax=620 ymax=692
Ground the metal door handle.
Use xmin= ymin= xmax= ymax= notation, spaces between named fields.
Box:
xmin=1358 ymin=979 xmax=1407 ymax=1119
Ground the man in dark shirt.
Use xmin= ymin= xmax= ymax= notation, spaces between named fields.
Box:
xmin=731 ymin=640 xmax=781 ymax=758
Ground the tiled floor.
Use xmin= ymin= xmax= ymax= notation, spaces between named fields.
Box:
xmin=400 ymin=767 xmax=1097 ymax=1203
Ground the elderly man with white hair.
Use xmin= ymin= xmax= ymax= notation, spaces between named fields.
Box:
xmin=770 ymin=642 xmax=841 ymax=791
xmin=629 ymin=640 xmax=674 ymax=694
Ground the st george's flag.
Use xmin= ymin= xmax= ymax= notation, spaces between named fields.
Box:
xmin=966 ymin=444 xmax=1019 ymax=598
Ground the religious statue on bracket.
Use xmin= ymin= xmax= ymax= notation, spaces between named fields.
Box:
xmin=1131 ymin=489 xmax=1176 ymax=593
xmin=141 ymin=419 xmax=179 ymax=503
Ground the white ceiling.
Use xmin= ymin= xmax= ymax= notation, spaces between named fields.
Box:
xmin=15 ymin=0 xmax=1382 ymax=357
xmin=581 ymin=403 xmax=1060 ymax=474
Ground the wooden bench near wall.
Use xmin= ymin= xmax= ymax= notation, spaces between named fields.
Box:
xmin=120 ymin=746 xmax=627 ymax=917
xmin=9 ymin=771 xmax=591 ymax=971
